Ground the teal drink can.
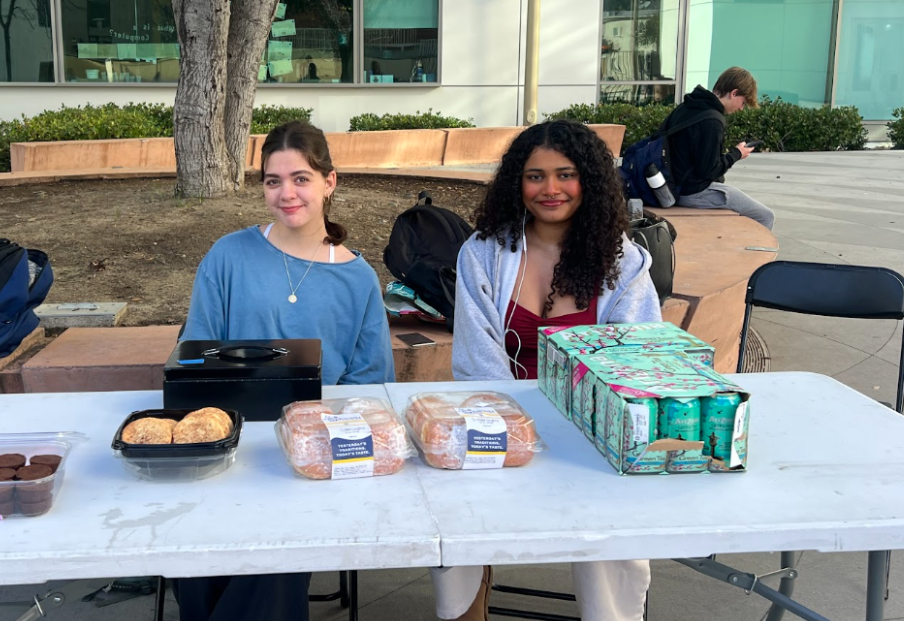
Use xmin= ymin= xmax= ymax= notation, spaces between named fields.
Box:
xmin=625 ymin=397 xmax=658 ymax=445
xmin=701 ymin=392 xmax=742 ymax=460
xmin=658 ymin=397 xmax=701 ymax=441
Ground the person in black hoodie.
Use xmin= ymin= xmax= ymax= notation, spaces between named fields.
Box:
xmin=666 ymin=67 xmax=775 ymax=230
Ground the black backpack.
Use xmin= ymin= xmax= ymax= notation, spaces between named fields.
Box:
xmin=1 ymin=239 xmax=54 ymax=357
xmin=383 ymin=191 xmax=474 ymax=330
xmin=619 ymin=109 xmax=724 ymax=206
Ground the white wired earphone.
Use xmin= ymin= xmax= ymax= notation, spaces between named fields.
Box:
xmin=504 ymin=211 xmax=530 ymax=379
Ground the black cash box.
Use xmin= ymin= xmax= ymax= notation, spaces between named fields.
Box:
xmin=163 ymin=339 xmax=322 ymax=421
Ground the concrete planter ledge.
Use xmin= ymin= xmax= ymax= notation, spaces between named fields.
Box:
xmin=8 ymin=125 xmax=626 ymax=175
xmin=1 ymin=209 xmax=776 ymax=393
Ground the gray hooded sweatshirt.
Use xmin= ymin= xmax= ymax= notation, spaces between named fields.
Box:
xmin=452 ymin=231 xmax=662 ymax=380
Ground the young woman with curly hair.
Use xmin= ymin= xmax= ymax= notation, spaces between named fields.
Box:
xmin=433 ymin=120 xmax=660 ymax=621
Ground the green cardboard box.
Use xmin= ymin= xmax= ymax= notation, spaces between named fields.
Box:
xmin=574 ymin=351 xmax=750 ymax=475
xmin=537 ymin=323 xmax=715 ymax=427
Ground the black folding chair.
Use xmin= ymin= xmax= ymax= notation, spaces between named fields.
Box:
xmin=736 ymin=260 xmax=904 ymax=621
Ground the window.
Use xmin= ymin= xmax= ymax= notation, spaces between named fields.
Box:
xmin=834 ymin=0 xmax=904 ymax=121
xmin=61 ymin=0 xmax=179 ymax=83
xmin=601 ymin=0 xmax=679 ymax=105
xmin=601 ymin=83 xmax=676 ymax=105
xmin=363 ymin=0 xmax=438 ymax=84
xmin=261 ymin=0 xmax=354 ymax=84
xmin=30 ymin=0 xmax=440 ymax=86
xmin=685 ymin=0 xmax=834 ymax=108
xmin=0 ymin=0 xmax=54 ymax=82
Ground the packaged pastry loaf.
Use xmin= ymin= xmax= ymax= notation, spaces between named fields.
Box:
xmin=277 ymin=397 xmax=415 ymax=480
xmin=405 ymin=392 xmax=545 ymax=469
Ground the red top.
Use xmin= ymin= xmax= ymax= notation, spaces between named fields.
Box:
xmin=504 ymin=298 xmax=598 ymax=380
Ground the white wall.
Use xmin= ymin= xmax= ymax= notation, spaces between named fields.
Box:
xmin=0 ymin=0 xmax=605 ymax=131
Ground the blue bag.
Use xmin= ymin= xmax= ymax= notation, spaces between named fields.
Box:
xmin=619 ymin=110 xmax=724 ymax=206
xmin=0 ymin=239 xmax=53 ymax=357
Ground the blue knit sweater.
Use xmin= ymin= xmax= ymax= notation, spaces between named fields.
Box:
xmin=182 ymin=226 xmax=395 ymax=385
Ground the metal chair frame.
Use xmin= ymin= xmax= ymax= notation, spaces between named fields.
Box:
xmin=736 ymin=260 xmax=904 ymax=621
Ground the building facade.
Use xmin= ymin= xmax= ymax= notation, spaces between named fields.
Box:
xmin=0 ymin=0 xmax=899 ymax=139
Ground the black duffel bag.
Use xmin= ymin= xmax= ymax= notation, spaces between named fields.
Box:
xmin=629 ymin=210 xmax=675 ymax=303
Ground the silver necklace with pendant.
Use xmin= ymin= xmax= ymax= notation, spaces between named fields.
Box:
xmin=280 ymin=235 xmax=321 ymax=304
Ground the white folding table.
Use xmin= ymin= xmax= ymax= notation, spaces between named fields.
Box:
xmin=0 ymin=386 xmax=441 ymax=585
xmin=2 ymin=372 xmax=902 ymax=621
xmin=385 ymin=372 xmax=904 ymax=621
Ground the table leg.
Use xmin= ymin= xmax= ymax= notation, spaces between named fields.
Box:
xmin=348 ymin=571 xmax=358 ymax=621
xmin=675 ymin=558 xmax=830 ymax=621
xmin=765 ymin=551 xmax=798 ymax=621
xmin=155 ymin=577 xmax=166 ymax=621
xmin=866 ymin=551 xmax=887 ymax=621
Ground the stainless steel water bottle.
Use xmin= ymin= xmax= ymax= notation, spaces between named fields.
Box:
xmin=644 ymin=163 xmax=676 ymax=208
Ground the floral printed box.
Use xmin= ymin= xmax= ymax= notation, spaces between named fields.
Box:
xmin=574 ymin=351 xmax=750 ymax=475
xmin=537 ymin=323 xmax=714 ymax=423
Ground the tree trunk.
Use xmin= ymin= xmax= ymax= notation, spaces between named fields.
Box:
xmin=224 ymin=0 xmax=279 ymax=191
xmin=173 ymin=0 xmax=230 ymax=198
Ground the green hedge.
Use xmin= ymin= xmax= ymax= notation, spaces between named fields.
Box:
xmin=349 ymin=109 xmax=474 ymax=131
xmin=545 ymin=102 xmax=673 ymax=153
xmin=250 ymin=105 xmax=313 ymax=134
xmin=546 ymin=97 xmax=867 ymax=154
xmin=0 ymin=103 xmax=314 ymax=173
xmin=724 ymin=96 xmax=866 ymax=152
xmin=889 ymin=108 xmax=904 ymax=149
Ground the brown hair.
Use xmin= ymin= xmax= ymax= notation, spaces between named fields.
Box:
xmin=260 ymin=120 xmax=347 ymax=245
xmin=713 ymin=66 xmax=759 ymax=109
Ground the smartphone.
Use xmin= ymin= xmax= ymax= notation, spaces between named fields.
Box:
xmin=745 ymin=140 xmax=763 ymax=148
xmin=396 ymin=332 xmax=436 ymax=348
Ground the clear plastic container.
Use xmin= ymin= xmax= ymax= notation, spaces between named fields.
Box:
xmin=276 ymin=397 xmax=415 ymax=480
xmin=0 ymin=433 xmax=80 ymax=519
xmin=111 ymin=408 xmax=243 ymax=481
xmin=404 ymin=391 xmax=547 ymax=469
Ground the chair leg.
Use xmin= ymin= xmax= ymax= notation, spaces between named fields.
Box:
xmin=488 ymin=583 xmax=580 ymax=621
xmin=154 ymin=576 xmax=165 ymax=621
xmin=764 ymin=551 xmax=798 ymax=621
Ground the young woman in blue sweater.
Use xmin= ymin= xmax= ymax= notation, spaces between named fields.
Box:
xmin=174 ymin=120 xmax=395 ymax=621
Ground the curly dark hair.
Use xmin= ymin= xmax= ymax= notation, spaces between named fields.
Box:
xmin=473 ymin=119 xmax=629 ymax=316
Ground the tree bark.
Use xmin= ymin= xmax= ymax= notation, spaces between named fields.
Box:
xmin=224 ymin=0 xmax=279 ymax=191
xmin=173 ymin=0 xmax=230 ymax=198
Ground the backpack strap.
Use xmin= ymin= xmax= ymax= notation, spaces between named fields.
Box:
xmin=659 ymin=109 xmax=726 ymax=190
xmin=659 ymin=109 xmax=724 ymax=138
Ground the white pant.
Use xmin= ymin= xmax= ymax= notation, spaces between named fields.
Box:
xmin=431 ymin=561 xmax=651 ymax=620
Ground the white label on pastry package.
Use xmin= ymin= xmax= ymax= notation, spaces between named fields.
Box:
xmin=729 ymin=402 xmax=749 ymax=468
xmin=321 ymin=412 xmax=375 ymax=479
xmin=455 ymin=406 xmax=508 ymax=469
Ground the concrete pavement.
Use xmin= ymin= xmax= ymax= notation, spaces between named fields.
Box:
xmin=2 ymin=151 xmax=903 ymax=621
